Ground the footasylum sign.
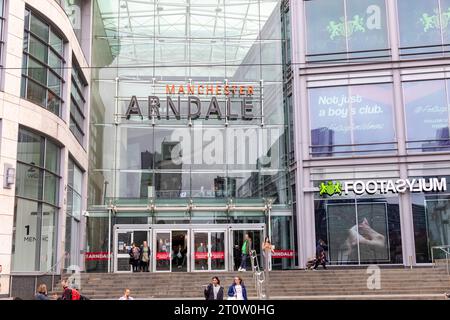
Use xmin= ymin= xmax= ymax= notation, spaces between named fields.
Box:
xmin=319 ymin=178 xmax=447 ymax=196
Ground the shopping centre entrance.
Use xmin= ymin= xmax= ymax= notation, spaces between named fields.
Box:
xmin=113 ymin=224 xmax=265 ymax=273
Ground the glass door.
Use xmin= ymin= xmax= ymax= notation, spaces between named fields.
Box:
xmin=114 ymin=229 xmax=151 ymax=273
xmin=210 ymin=231 xmax=226 ymax=271
xmin=115 ymin=230 xmax=133 ymax=272
xmin=153 ymin=230 xmax=171 ymax=272
xmin=171 ymin=230 xmax=188 ymax=272
xmin=192 ymin=230 xmax=227 ymax=272
xmin=230 ymin=228 xmax=264 ymax=271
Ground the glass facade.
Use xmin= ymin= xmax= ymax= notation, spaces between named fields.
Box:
xmin=65 ymin=158 xmax=83 ymax=270
xmin=403 ymin=79 xmax=450 ymax=152
xmin=309 ymin=83 xmax=397 ymax=157
xmin=305 ymin=0 xmax=390 ymax=62
xmin=90 ymin=0 xmax=289 ymax=209
xmin=56 ymin=0 xmax=83 ymax=42
xmin=12 ymin=128 xmax=60 ymax=272
xmin=0 ymin=0 xmax=5 ymax=69
xmin=314 ymin=194 xmax=403 ymax=265
xmin=70 ymin=57 xmax=87 ymax=145
xmin=398 ymin=0 xmax=450 ymax=58
xmin=21 ymin=8 xmax=65 ymax=116
xmin=85 ymin=0 xmax=294 ymax=272
xmin=412 ymin=176 xmax=450 ymax=263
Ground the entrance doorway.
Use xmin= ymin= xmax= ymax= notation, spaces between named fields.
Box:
xmin=172 ymin=230 xmax=188 ymax=272
xmin=114 ymin=228 xmax=150 ymax=272
xmin=192 ymin=230 xmax=227 ymax=272
xmin=113 ymin=224 xmax=265 ymax=272
xmin=231 ymin=228 xmax=264 ymax=271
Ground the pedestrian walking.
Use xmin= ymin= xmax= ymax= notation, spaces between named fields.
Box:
xmin=238 ymin=234 xmax=252 ymax=272
xmin=35 ymin=284 xmax=49 ymax=300
xmin=119 ymin=288 xmax=134 ymax=300
xmin=129 ymin=243 xmax=140 ymax=272
xmin=140 ymin=241 xmax=150 ymax=272
xmin=204 ymin=276 xmax=224 ymax=300
xmin=313 ymin=239 xmax=328 ymax=270
xmin=227 ymin=276 xmax=247 ymax=300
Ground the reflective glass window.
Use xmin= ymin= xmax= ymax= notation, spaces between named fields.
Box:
xmin=309 ymin=83 xmax=397 ymax=157
xmin=305 ymin=0 xmax=389 ymax=62
xmin=397 ymin=0 xmax=450 ymax=58
xmin=21 ymin=9 xmax=64 ymax=117
xmin=403 ymin=80 xmax=450 ymax=152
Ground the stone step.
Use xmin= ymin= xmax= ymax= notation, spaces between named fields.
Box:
xmin=54 ymin=268 xmax=450 ymax=300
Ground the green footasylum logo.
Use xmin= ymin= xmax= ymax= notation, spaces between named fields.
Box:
xmin=319 ymin=181 xmax=343 ymax=197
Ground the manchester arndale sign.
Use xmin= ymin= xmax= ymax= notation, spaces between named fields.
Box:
xmin=319 ymin=178 xmax=447 ymax=196
xmin=125 ymin=83 xmax=257 ymax=121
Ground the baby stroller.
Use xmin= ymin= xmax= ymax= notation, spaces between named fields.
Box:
xmin=306 ymin=257 xmax=316 ymax=270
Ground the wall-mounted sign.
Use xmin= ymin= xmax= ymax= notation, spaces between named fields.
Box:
xmin=125 ymin=83 xmax=260 ymax=121
xmin=319 ymin=178 xmax=447 ymax=196
xmin=85 ymin=252 xmax=111 ymax=261
xmin=272 ymin=250 xmax=295 ymax=259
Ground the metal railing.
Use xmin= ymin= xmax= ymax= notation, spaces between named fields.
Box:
xmin=250 ymin=250 xmax=266 ymax=300
xmin=7 ymin=253 xmax=68 ymax=298
xmin=431 ymin=245 xmax=450 ymax=275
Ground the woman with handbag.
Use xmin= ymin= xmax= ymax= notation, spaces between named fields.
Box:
xmin=262 ymin=237 xmax=275 ymax=271
xmin=227 ymin=276 xmax=247 ymax=300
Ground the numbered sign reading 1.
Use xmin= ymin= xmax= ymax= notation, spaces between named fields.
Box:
xmin=23 ymin=225 xmax=47 ymax=242
xmin=24 ymin=225 xmax=36 ymax=242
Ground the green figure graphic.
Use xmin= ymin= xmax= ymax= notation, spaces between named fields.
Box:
xmin=327 ymin=15 xmax=365 ymax=40
xmin=348 ymin=15 xmax=365 ymax=35
xmin=319 ymin=181 xmax=343 ymax=197
xmin=420 ymin=13 xmax=437 ymax=32
xmin=440 ymin=8 xmax=450 ymax=29
xmin=327 ymin=20 xmax=344 ymax=40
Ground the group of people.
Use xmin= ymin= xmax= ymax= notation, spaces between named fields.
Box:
xmin=129 ymin=241 xmax=151 ymax=272
xmin=34 ymin=279 xmax=88 ymax=300
xmin=203 ymin=276 xmax=247 ymax=300
xmin=236 ymin=235 xmax=275 ymax=272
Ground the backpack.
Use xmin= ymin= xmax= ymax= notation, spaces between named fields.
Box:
xmin=71 ymin=288 xmax=81 ymax=300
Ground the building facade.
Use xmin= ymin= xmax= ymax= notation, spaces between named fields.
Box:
xmin=0 ymin=0 xmax=91 ymax=296
xmin=290 ymin=0 xmax=450 ymax=268
xmin=3 ymin=0 xmax=450 ymax=298
xmin=86 ymin=0 xmax=294 ymax=274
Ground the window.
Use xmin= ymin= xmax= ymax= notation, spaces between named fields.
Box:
xmin=403 ymin=79 xmax=450 ymax=152
xmin=12 ymin=128 xmax=60 ymax=272
xmin=21 ymin=9 xmax=64 ymax=116
xmin=70 ymin=57 xmax=87 ymax=145
xmin=65 ymin=158 xmax=83 ymax=270
xmin=305 ymin=0 xmax=390 ymax=62
xmin=309 ymin=83 xmax=397 ymax=157
xmin=0 ymin=0 xmax=5 ymax=69
xmin=282 ymin=3 xmax=292 ymax=66
xmin=314 ymin=197 xmax=403 ymax=265
xmin=57 ymin=0 xmax=82 ymax=42
xmin=397 ymin=0 xmax=450 ymax=58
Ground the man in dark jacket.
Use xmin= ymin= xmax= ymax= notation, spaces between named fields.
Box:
xmin=204 ymin=277 xmax=224 ymax=300
xmin=313 ymin=239 xmax=327 ymax=270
